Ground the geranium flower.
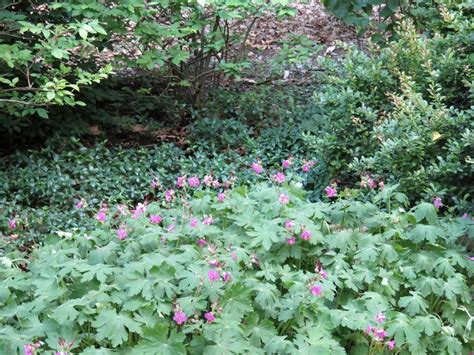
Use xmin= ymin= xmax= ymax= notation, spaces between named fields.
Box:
xmin=149 ymin=215 xmax=162 ymax=224
xmin=325 ymin=186 xmax=337 ymax=198
xmin=204 ymin=311 xmax=216 ymax=323
xmin=188 ymin=176 xmax=200 ymax=188
xmin=217 ymin=192 xmax=225 ymax=202
xmin=388 ymin=339 xmax=396 ymax=350
xmin=284 ymin=220 xmax=295 ymax=230
xmin=375 ymin=312 xmax=386 ymax=324
xmin=173 ymin=311 xmax=187 ymax=325
xmin=279 ymin=194 xmax=289 ymax=204
xmin=189 ymin=217 xmax=198 ymax=228
xmin=208 ymin=269 xmax=220 ymax=282
xmin=96 ymin=211 xmax=106 ymax=223
xmin=310 ymin=284 xmax=322 ymax=296
xmin=286 ymin=236 xmax=296 ymax=245
xmin=272 ymin=172 xmax=285 ymax=184
xmin=251 ymin=162 xmax=263 ymax=174
xmin=116 ymin=228 xmax=127 ymax=240
xmin=300 ymin=229 xmax=312 ymax=240
xmin=433 ymin=197 xmax=442 ymax=209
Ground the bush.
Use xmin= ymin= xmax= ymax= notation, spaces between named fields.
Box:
xmin=303 ymin=14 xmax=473 ymax=205
xmin=1 ymin=183 xmax=473 ymax=353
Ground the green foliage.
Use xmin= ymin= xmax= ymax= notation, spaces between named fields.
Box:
xmin=0 ymin=184 xmax=472 ymax=353
xmin=303 ymin=13 xmax=473 ymax=205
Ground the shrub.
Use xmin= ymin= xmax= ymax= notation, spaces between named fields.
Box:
xmin=303 ymin=14 xmax=473 ymax=205
xmin=1 ymin=183 xmax=472 ymax=353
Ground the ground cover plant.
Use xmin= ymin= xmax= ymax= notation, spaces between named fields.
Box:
xmin=1 ymin=172 xmax=473 ymax=353
xmin=1 ymin=1 xmax=473 ymax=354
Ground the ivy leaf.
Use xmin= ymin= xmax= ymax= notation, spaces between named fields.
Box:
xmin=92 ymin=309 xmax=142 ymax=347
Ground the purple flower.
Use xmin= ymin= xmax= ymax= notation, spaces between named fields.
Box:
xmin=75 ymin=200 xmax=83 ymax=209
xmin=197 ymin=239 xmax=207 ymax=247
xmin=325 ymin=186 xmax=337 ymax=198
xmin=433 ymin=197 xmax=442 ymax=209
xmin=202 ymin=216 xmax=213 ymax=225
xmin=302 ymin=161 xmax=315 ymax=172
xmin=284 ymin=220 xmax=295 ymax=230
xmin=176 ymin=176 xmax=186 ymax=188
xmin=310 ymin=284 xmax=322 ymax=296
xmin=188 ymin=176 xmax=200 ymax=188
xmin=165 ymin=189 xmax=175 ymax=202
xmin=374 ymin=328 xmax=386 ymax=341
xmin=319 ymin=269 xmax=328 ymax=279
xmin=365 ymin=324 xmax=373 ymax=335
xmin=388 ymin=339 xmax=396 ymax=350
xmin=282 ymin=159 xmax=291 ymax=169
xmin=203 ymin=175 xmax=213 ymax=186
xmin=96 ymin=211 xmax=106 ymax=223
xmin=467 ymin=256 xmax=474 ymax=261
xmin=149 ymin=214 xmax=162 ymax=224
xmin=222 ymin=272 xmax=231 ymax=283
xmin=212 ymin=180 xmax=221 ymax=188
xmin=204 ymin=311 xmax=216 ymax=323
xmin=8 ymin=218 xmax=16 ymax=229
xmin=132 ymin=203 xmax=147 ymax=219
xmin=286 ymin=236 xmax=296 ymax=245
xmin=208 ymin=269 xmax=220 ymax=282
xmin=300 ymin=229 xmax=312 ymax=241
xmin=368 ymin=178 xmax=377 ymax=189
xmin=272 ymin=172 xmax=286 ymax=184
xmin=173 ymin=311 xmax=187 ymax=325
xmin=375 ymin=312 xmax=386 ymax=324
xmin=24 ymin=344 xmax=35 ymax=355
xmin=151 ymin=178 xmax=159 ymax=189
xmin=279 ymin=194 xmax=289 ymax=205
xmin=251 ymin=162 xmax=263 ymax=174
xmin=217 ymin=192 xmax=225 ymax=202
xmin=117 ymin=228 xmax=128 ymax=240
xmin=189 ymin=217 xmax=198 ymax=228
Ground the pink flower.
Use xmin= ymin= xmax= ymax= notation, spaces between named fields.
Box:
xmin=208 ymin=269 xmax=220 ymax=282
xmin=272 ymin=172 xmax=286 ymax=184
xmin=189 ymin=217 xmax=198 ymax=228
xmin=279 ymin=194 xmax=289 ymax=204
xmin=375 ymin=312 xmax=386 ymax=324
xmin=203 ymin=175 xmax=213 ymax=186
xmin=388 ymin=339 xmax=396 ymax=351
xmin=208 ymin=259 xmax=219 ymax=267
xmin=132 ymin=203 xmax=147 ymax=219
xmin=319 ymin=269 xmax=328 ymax=279
xmin=462 ymin=213 xmax=469 ymax=219
xmin=202 ymin=216 xmax=213 ymax=225
xmin=467 ymin=256 xmax=474 ymax=261
xmin=365 ymin=324 xmax=372 ymax=335
xmin=374 ymin=328 xmax=386 ymax=341
xmin=222 ymin=272 xmax=231 ymax=283
xmin=325 ymin=186 xmax=337 ymax=198
xmin=173 ymin=311 xmax=187 ymax=325
xmin=117 ymin=228 xmax=127 ymax=240
xmin=217 ymin=192 xmax=225 ymax=202
xmin=302 ymin=161 xmax=315 ymax=172
xmin=151 ymin=178 xmax=159 ymax=189
xmin=212 ymin=180 xmax=221 ymax=188
xmin=282 ymin=159 xmax=291 ymax=169
xmin=300 ymin=229 xmax=312 ymax=241
xmin=167 ymin=224 xmax=175 ymax=232
xmin=117 ymin=204 xmax=128 ymax=216
xmin=176 ymin=176 xmax=186 ymax=188
xmin=24 ymin=344 xmax=35 ymax=355
xmin=367 ymin=178 xmax=377 ymax=189
xmin=310 ymin=284 xmax=322 ymax=296
xmin=149 ymin=215 xmax=162 ymax=224
xmin=96 ymin=211 xmax=106 ymax=223
xmin=286 ymin=236 xmax=296 ymax=245
xmin=284 ymin=220 xmax=295 ymax=230
xmin=165 ymin=189 xmax=175 ymax=202
xmin=379 ymin=181 xmax=385 ymax=190
xmin=188 ymin=176 xmax=200 ymax=188
xmin=75 ymin=200 xmax=83 ymax=209
xmin=8 ymin=218 xmax=16 ymax=229
xmin=197 ymin=239 xmax=207 ymax=247
xmin=251 ymin=162 xmax=263 ymax=174
xmin=204 ymin=311 xmax=216 ymax=323
xmin=231 ymin=251 xmax=238 ymax=261
xmin=433 ymin=197 xmax=442 ymax=209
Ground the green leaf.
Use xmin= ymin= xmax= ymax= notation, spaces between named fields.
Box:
xmin=398 ymin=291 xmax=428 ymax=316
xmin=132 ymin=324 xmax=185 ymax=355
xmin=92 ymin=309 xmax=142 ymax=347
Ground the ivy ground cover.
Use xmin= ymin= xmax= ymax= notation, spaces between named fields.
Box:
xmin=1 ymin=181 xmax=473 ymax=354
